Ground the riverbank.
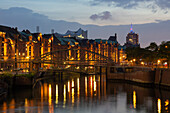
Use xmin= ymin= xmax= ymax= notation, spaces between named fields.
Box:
xmin=107 ymin=66 xmax=170 ymax=88
xmin=0 ymin=72 xmax=34 ymax=89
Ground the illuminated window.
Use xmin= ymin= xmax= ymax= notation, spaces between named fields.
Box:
xmin=129 ymin=39 xmax=133 ymax=43
xmin=38 ymin=36 xmax=40 ymax=41
xmin=77 ymin=34 xmax=84 ymax=39
xmin=49 ymin=39 xmax=51 ymax=43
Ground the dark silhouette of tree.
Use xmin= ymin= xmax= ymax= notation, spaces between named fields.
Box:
xmin=159 ymin=41 xmax=170 ymax=68
xmin=126 ymin=41 xmax=170 ymax=68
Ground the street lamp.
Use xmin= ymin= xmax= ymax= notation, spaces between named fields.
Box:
xmin=157 ymin=60 xmax=161 ymax=64
xmin=157 ymin=60 xmax=161 ymax=68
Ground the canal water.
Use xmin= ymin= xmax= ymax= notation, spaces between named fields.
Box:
xmin=0 ymin=73 xmax=170 ymax=113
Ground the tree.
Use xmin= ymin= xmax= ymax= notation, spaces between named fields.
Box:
xmin=159 ymin=41 xmax=170 ymax=68
xmin=145 ymin=42 xmax=158 ymax=52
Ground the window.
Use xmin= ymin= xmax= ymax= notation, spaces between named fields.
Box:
xmin=129 ymin=39 xmax=133 ymax=43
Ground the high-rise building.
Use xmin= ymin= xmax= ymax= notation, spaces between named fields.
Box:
xmin=125 ymin=24 xmax=140 ymax=48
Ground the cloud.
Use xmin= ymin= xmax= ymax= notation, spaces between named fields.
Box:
xmin=91 ymin=0 xmax=170 ymax=11
xmin=90 ymin=11 xmax=112 ymax=21
xmin=0 ymin=7 xmax=170 ymax=47
xmin=0 ymin=7 xmax=82 ymax=33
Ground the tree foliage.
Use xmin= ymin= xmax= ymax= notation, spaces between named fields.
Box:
xmin=125 ymin=41 xmax=170 ymax=67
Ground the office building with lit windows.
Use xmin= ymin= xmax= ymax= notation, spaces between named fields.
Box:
xmin=125 ymin=24 xmax=140 ymax=48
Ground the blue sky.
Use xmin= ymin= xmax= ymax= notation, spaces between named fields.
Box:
xmin=1 ymin=0 xmax=170 ymax=26
xmin=0 ymin=0 xmax=170 ymax=47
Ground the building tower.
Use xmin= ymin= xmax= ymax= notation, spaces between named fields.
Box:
xmin=125 ymin=24 xmax=140 ymax=48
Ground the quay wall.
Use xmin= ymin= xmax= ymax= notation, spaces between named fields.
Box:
xmin=155 ymin=69 xmax=170 ymax=86
xmin=107 ymin=66 xmax=170 ymax=86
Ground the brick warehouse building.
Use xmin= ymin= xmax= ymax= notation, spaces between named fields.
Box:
xmin=0 ymin=25 xmax=126 ymax=71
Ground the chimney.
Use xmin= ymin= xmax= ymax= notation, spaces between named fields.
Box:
xmin=36 ymin=26 xmax=39 ymax=33
xmin=51 ymin=29 xmax=54 ymax=34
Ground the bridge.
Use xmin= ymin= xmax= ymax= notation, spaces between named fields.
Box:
xmin=1 ymin=48 xmax=114 ymax=74
xmin=33 ymin=48 xmax=113 ymax=74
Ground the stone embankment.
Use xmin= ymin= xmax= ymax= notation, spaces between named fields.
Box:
xmin=0 ymin=74 xmax=33 ymax=89
xmin=107 ymin=66 xmax=170 ymax=87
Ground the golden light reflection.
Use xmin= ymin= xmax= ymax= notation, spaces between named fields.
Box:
xmin=93 ymin=76 xmax=96 ymax=92
xmin=2 ymin=102 xmax=7 ymax=113
xmin=56 ymin=84 xmax=58 ymax=105
xmin=133 ymin=91 xmax=136 ymax=109
xmin=63 ymin=84 xmax=66 ymax=108
xmin=44 ymin=83 xmax=48 ymax=98
xmin=77 ymin=78 xmax=80 ymax=95
xmin=25 ymin=98 xmax=28 ymax=106
xmin=49 ymin=84 xmax=52 ymax=106
xmin=94 ymin=81 xmax=96 ymax=92
xmin=165 ymin=100 xmax=169 ymax=106
xmin=165 ymin=99 xmax=169 ymax=111
xmin=41 ymin=85 xmax=43 ymax=102
xmin=158 ymin=98 xmax=161 ymax=113
xmin=85 ymin=77 xmax=87 ymax=97
xmin=9 ymin=99 xmax=15 ymax=109
xmin=72 ymin=79 xmax=74 ymax=87
xmin=72 ymin=88 xmax=74 ymax=104
xmin=90 ymin=76 xmax=93 ymax=96
xmin=25 ymin=98 xmax=28 ymax=113
xmin=68 ymin=81 xmax=70 ymax=92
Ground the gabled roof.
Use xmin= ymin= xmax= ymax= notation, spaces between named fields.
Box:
xmin=32 ymin=33 xmax=41 ymax=41
xmin=19 ymin=32 xmax=31 ymax=41
xmin=43 ymin=34 xmax=53 ymax=39
xmin=5 ymin=32 xmax=15 ymax=40
xmin=77 ymin=39 xmax=88 ymax=47
xmin=95 ymin=39 xmax=102 ymax=43
xmin=55 ymin=37 xmax=78 ymax=46
xmin=0 ymin=25 xmax=19 ymax=34
xmin=89 ymin=39 xmax=95 ymax=44
xmin=118 ymin=46 xmax=126 ymax=50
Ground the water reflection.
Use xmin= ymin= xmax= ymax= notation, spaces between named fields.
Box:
xmin=0 ymin=73 xmax=170 ymax=113
xmin=133 ymin=91 xmax=136 ymax=109
xmin=157 ymin=98 xmax=161 ymax=113
xmin=55 ymin=84 xmax=58 ymax=105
